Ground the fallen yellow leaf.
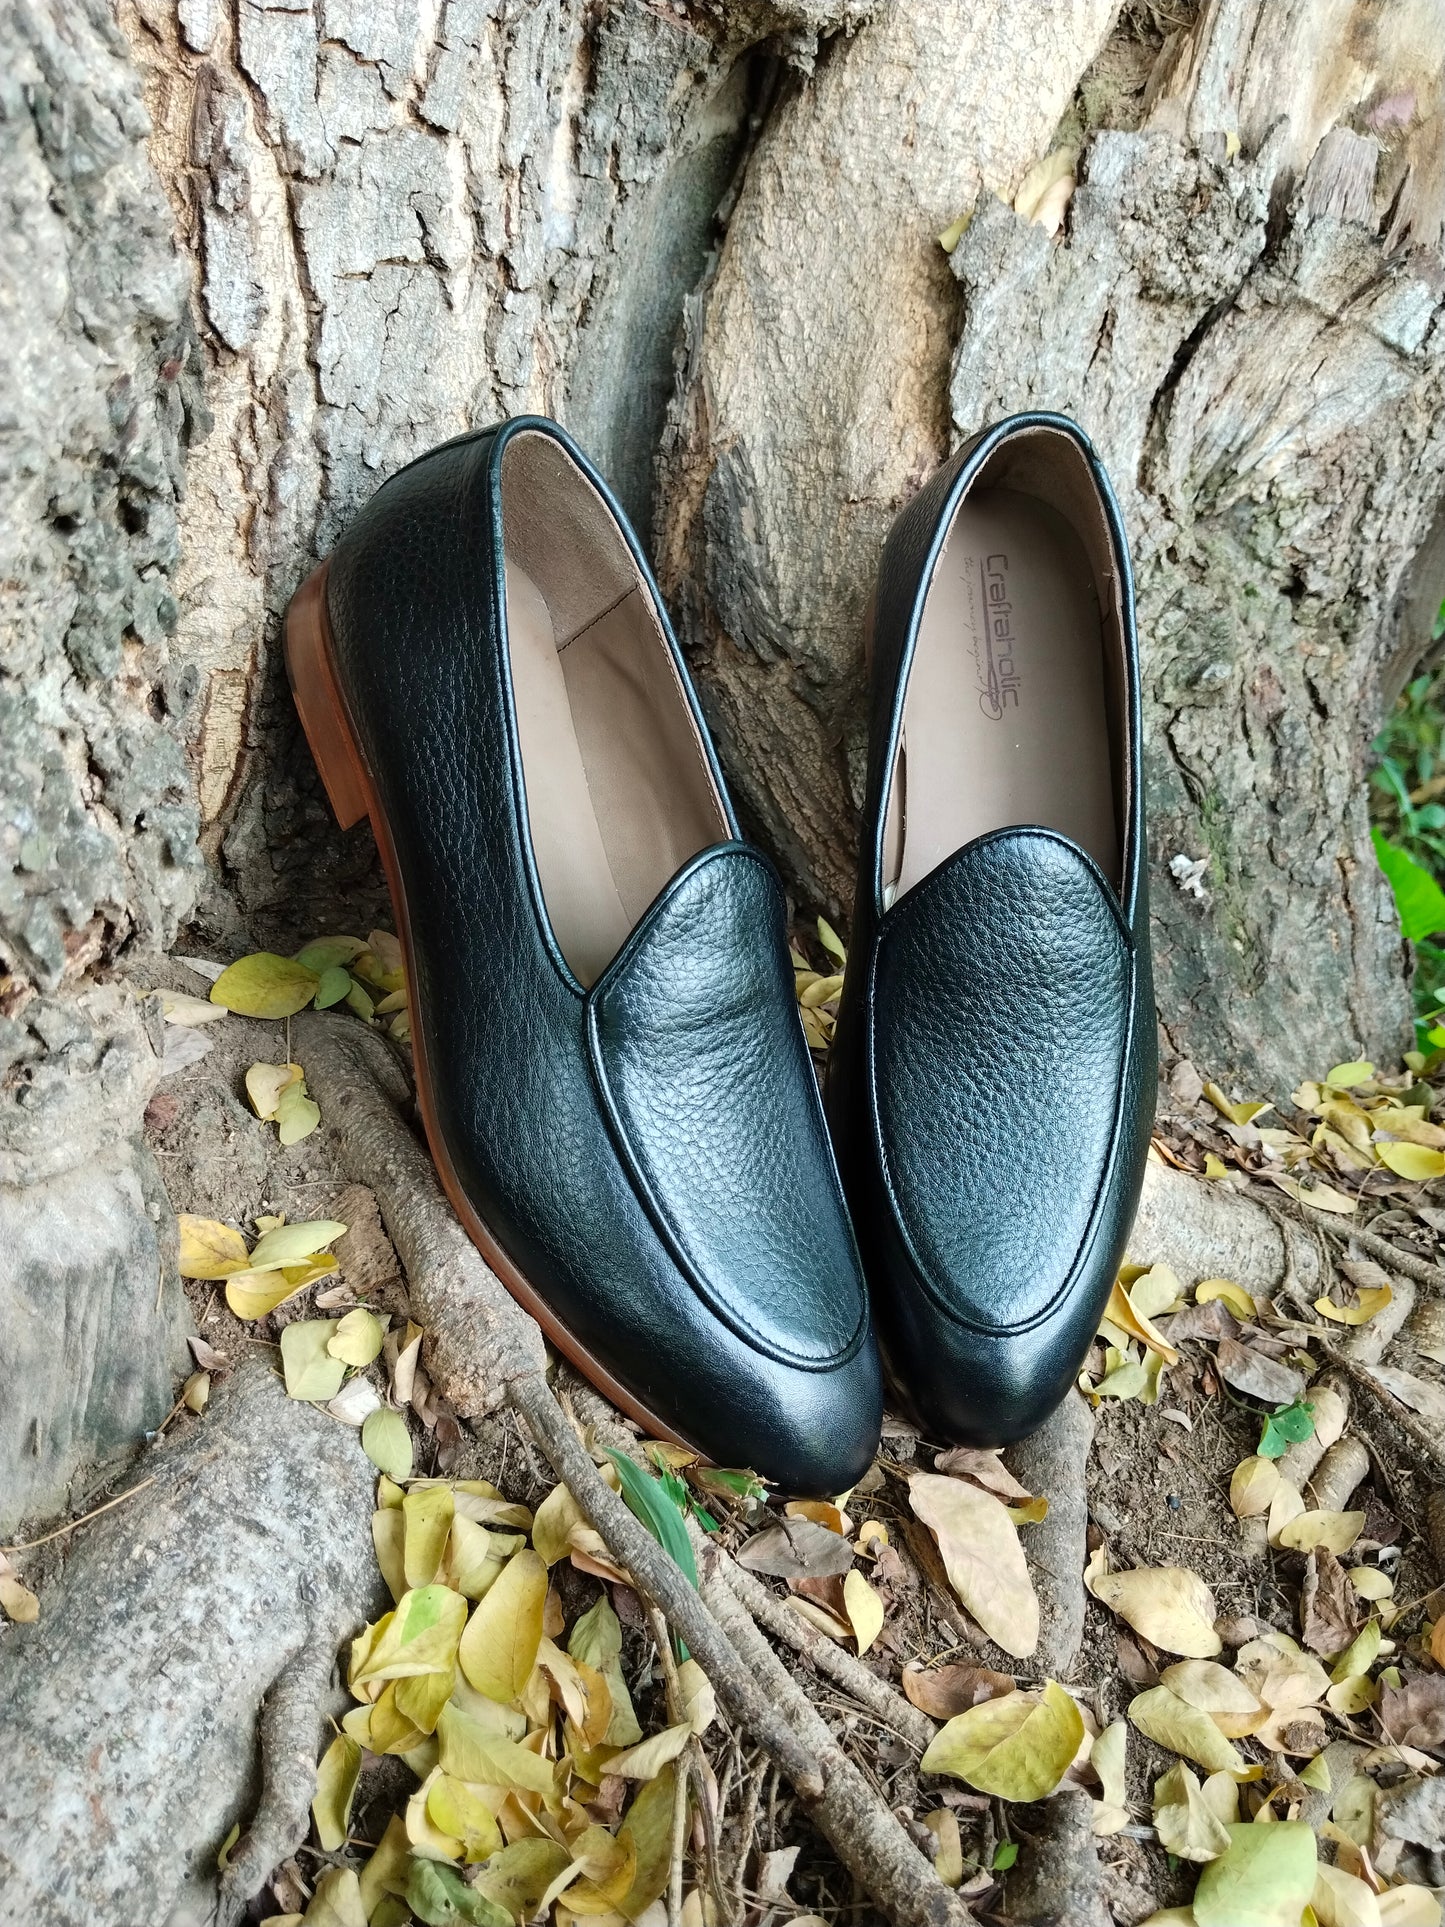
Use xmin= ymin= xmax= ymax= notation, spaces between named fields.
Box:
xmin=1229 ymin=1456 xmax=1280 ymax=1519
xmin=1378 ymin=1141 xmax=1445 ymax=1182
xmin=1196 ymin=1277 xmax=1256 ymax=1319
xmin=1273 ymin=1510 xmax=1365 ymax=1556
xmin=245 ymin=1060 xmax=304 ymax=1121
xmin=1087 ymin=1561 xmax=1222 ymax=1658
xmin=909 ymin=1473 xmax=1038 ymax=1658
xmin=843 ymin=1569 xmax=885 ymax=1655
xmin=304 ymin=1866 xmax=369 ymax=1926
xmin=606 ymin=1720 xmax=692 ymax=1779
xmin=1127 ymin=1686 xmax=1244 ymax=1775
xmin=177 ymin=1214 xmax=250 ymax=1280
xmin=311 ymin=1735 xmax=361 ymax=1851
xmin=1152 ymin=1762 xmax=1231 ymax=1862
xmin=1159 ymin=1659 xmax=1264 ymax=1737
xmin=209 ymin=951 xmax=320 ymax=1019
xmin=1101 ymin=1278 xmax=1179 ymax=1363
xmin=1314 ymin=1283 xmax=1392 ymax=1325
xmin=920 ymin=1681 xmax=1083 ymax=1800
xmin=457 ymin=1548 xmax=547 ymax=1702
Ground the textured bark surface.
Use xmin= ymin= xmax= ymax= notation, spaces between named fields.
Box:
xmin=655 ymin=0 xmax=1119 ymax=902
xmin=115 ymin=0 xmax=877 ymax=948
xmin=0 ymin=0 xmax=203 ymax=1239
xmin=657 ymin=0 xmax=1445 ymax=1092
xmin=0 ymin=1127 xmax=187 ymax=1537
xmin=0 ymin=1358 xmax=381 ymax=1927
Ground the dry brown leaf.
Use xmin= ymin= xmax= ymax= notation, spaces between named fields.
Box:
xmin=736 ymin=1516 xmax=854 ymax=1581
xmin=908 ymin=1472 xmax=1038 ymax=1659
xmin=932 ymin=1445 xmax=1034 ymax=1502
xmin=1300 ymin=1547 xmax=1365 ymax=1657
xmin=1380 ymin=1674 xmax=1445 ymax=1749
xmin=1214 ymin=1337 xmax=1307 ymax=1407
xmin=1369 ymin=1366 xmax=1445 ymax=1424
xmin=902 ymin=1662 xmax=1017 ymax=1718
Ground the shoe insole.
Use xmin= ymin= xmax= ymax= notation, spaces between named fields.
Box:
xmin=888 ymin=487 xmax=1120 ymax=900
xmin=506 ymin=561 xmax=634 ymax=984
xmin=505 ymin=560 xmax=726 ymax=986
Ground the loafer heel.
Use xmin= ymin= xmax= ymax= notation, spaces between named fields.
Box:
xmin=283 ymin=561 xmax=370 ymax=832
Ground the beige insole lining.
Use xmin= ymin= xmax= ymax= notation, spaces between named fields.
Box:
xmin=886 ymin=487 xmax=1120 ymax=900
xmin=504 ymin=559 xmax=726 ymax=985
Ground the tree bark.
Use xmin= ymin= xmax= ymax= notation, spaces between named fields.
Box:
xmin=656 ymin=0 xmax=1445 ymax=1091
xmin=0 ymin=1358 xmax=381 ymax=1927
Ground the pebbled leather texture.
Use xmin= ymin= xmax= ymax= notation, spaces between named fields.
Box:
xmin=590 ymin=843 xmax=865 ymax=1369
xmin=827 ymin=412 xmax=1156 ymax=1446
xmin=322 ymin=417 xmax=880 ymax=1494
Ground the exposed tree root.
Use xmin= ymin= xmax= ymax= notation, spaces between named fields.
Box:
xmin=0 ymin=1360 xmax=380 ymax=1927
xmin=1006 ymin=1393 xmax=1095 ymax=1681
xmin=560 ymin=1369 xmax=939 ymax=1752
xmin=1133 ymin=1163 xmax=1329 ymax=1295
xmin=217 ymin=1636 xmax=338 ymax=1915
xmin=1004 ymin=1789 xmax=1112 ymax=1927
xmin=720 ymin=1552 xmax=936 ymax=1751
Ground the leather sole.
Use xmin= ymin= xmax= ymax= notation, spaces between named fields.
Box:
xmin=284 ymin=560 xmax=694 ymax=1453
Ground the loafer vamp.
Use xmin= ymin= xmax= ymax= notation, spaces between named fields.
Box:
xmin=589 ymin=843 xmax=867 ymax=1370
xmin=871 ymin=825 xmax=1134 ymax=1334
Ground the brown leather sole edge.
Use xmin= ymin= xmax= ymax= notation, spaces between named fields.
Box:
xmin=283 ymin=560 xmax=693 ymax=1453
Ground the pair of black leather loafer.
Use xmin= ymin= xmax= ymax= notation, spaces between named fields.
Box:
xmin=286 ymin=413 xmax=1152 ymax=1495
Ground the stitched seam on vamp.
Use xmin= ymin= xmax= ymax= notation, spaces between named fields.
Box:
xmin=587 ymin=948 xmax=868 ymax=1371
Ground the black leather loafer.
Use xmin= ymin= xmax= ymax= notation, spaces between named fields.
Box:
xmin=286 ymin=417 xmax=880 ymax=1495
xmin=827 ymin=413 xmax=1154 ymax=1446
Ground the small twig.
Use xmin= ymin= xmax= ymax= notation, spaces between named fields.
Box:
xmin=699 ymin=1557 xmax=978 ymax=1926
xmin=722 ymin=1554 xmax=934 ymax=1751
xmin=689 ymin=1736 xmax=727 ymax=1924
xmin=509 ymin=1372 xmax=824 ymax=1800
xmin=1313 ymin=1212 xmax=1445 ymax=1297
xmin=731 ymin=1751 xmax=766 ymax=1914
xmin=1318 ymin=1340 xmax=1445 ymax=1475
xmin=648 ymin=1606 xmax=691 ymax=1927
xmin=1 ymin=1478 xmax=157 ymax=1554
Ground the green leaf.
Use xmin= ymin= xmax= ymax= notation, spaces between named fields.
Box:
xmin=992 ymin=1841 xmax=1018 ymax=1871
xmin=691 ymin=1465 xmax=767 ymax=1503
xmin=405 ymin=1856 xmax=511 ymax=1926
xmin=362 ymin=1408 xmax=414 ymax=1481
xmin=314 ymin=964 xmax=353 ymax=1009
xmin=1259 ymin=1398 xmax=1314 ymax=1458
xmin=274 ymin=1080 xmax=320 ymax=1146
xmin=280 ymin=1319 xmax=346 ymax=1401
xmin=296 ymin=936 xmax=367 ymax=972
xmin=345 ymin=978 xmax=376 ymax=1021
xmin=607 ymin=1448 xmax=697 ymax=1665
xmin=209 ymin=952 xmax=320 ymax=1018
xmin=245 ymin=1218 xmax=346 ymax=1270
xmin=1373 ymin=828 xmax=1445 ymax=942
xmin=1192 ymin=1822 xmax=1317 ymax=1927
